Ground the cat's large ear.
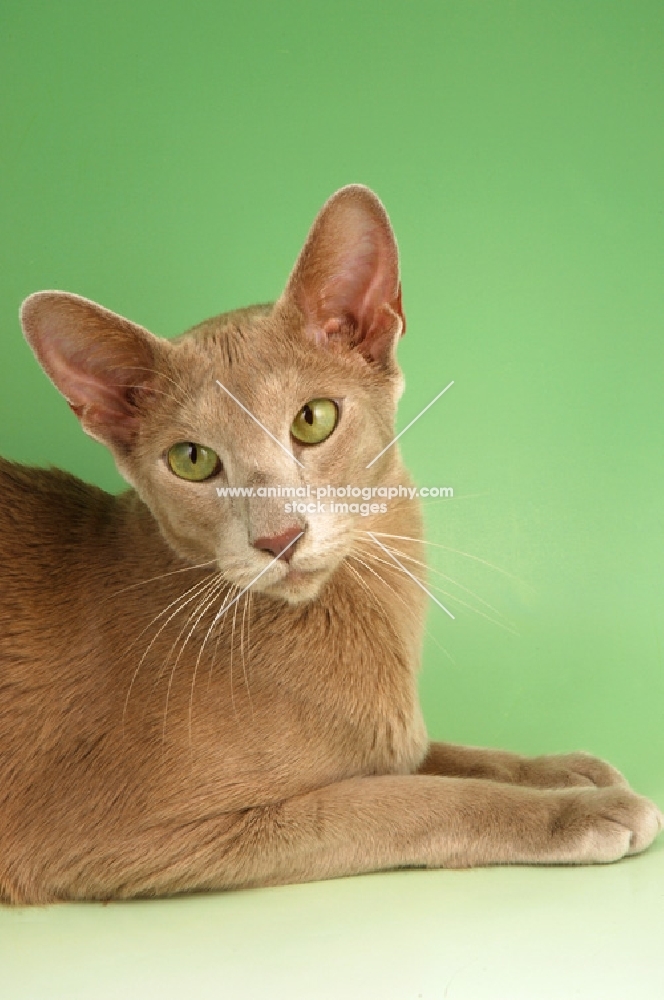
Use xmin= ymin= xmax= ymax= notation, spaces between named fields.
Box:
xmin=279 ymin=184 xmax=405 ymax=365
xmin=20 ymin=291 xmax=164 ymax=449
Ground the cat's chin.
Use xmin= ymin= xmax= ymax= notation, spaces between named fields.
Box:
xmin=260 ymin=567 xmax=331 ymax=605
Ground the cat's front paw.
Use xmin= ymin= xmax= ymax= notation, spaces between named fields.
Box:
xmin=517 ymin=751 xmax=630 ymax=790
xmin=549 ymin=786 xmax=663 ymax=863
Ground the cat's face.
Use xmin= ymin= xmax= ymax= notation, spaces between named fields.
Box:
xmin=20 ymin=185 xmax=410 ymax=604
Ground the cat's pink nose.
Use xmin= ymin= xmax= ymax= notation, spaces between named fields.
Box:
xmin=252 ymin=526 xmax=303 ymax=562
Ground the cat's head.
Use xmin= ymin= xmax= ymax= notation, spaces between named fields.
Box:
xmin=21 ymin=185 xmax=414 ymax=604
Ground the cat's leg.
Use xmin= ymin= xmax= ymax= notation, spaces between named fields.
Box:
xmin=132 ymin=774 xmax=660 ymax=897
xmin=417 ymin=741 xmax=631 ymax=789
xmin=42 ymin=774 xmax=657 ymax=901
xmin=15 ymin=774 xmax=661 ymax=902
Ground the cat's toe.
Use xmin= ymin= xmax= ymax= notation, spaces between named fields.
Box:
xmin=552 ymin=787 xmax=662 ymax=863
xmin=557 ymin=751 xmax=629 ymax=788
xmin=521 ymin=751 xmax=630 ymax=790
xmin=621 ymin=792 xmax=662 ymax=855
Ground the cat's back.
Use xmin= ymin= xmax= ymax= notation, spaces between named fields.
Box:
xmin=0 ymin=457 xmax=129 ymax=670
xmin=0 ymin=457 xmax=115 ymax=567
xmin=0 ymin=457 xmax=179 ymax=672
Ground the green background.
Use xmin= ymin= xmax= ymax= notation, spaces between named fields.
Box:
xmin=1 ymin=2 xmax=662 ymax=997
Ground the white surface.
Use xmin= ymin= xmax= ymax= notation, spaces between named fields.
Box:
xmin=2 ymin=839 xmax=663 ymax=999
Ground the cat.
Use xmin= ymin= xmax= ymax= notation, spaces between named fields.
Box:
xmin=0 ymin=184 xmax=660 ymax=904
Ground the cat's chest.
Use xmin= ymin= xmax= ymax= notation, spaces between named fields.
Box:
xmin=258 ymin=639 xmax=428 ymax=778
xmin=116 ymin=572 xmax=427 ymax=808
xmin=124 ymin=594 xmax=428 ymax=806
xmin=222 ymin=595 xmax=427 ymax=778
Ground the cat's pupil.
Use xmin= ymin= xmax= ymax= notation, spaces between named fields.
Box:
xmin=189 ymin=444 xmax=198 ymax=464
xmin=304 ymin=406 xmax=314 ymax=425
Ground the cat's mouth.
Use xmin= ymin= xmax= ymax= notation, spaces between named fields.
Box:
xmin=252 ymin=561 xmax=331 ymax=603
xmin=222 ymin=544 xmax=344 ymax=604
xmin=265 ymin=565 xmax=330 ymax=603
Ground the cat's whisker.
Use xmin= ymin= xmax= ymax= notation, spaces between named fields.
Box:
xmin=224 ymin=586 xmax=240 ymax=719
xmin=352 ymin=531 xmax=454 ymax=618
xmin=423 ymin=579 xmax=520 ymax=635
xmin=185 ymin=588 xmax=230 ymax=752
xmin=147 ymin=579 xmax=228 ymax=727
xmin=106 ymin=560 xmax=216 ymax=603
xmin=344 ymin=559 xmax=390 ymax=626
xmin=354 ymin=544 xmax=519 ymax=635
xmin=187 ymin=583 xmax=239 ymax=754
xmin=205 ymin=584 xmax=239 ymax=699
xmin=346 ymin=554 xmax=456 ymax=666
xmin=198 ymin=554 xmax=280 ymax=718
xmin=370 ymin=532 xmax=529 ymax=586
xmin=146 ymin=573 xmax=225 ymax=691
xmin=353 ymin=539 xmax=456 ymax=636
xmin=122 ymin=571 xmax=221 ymax=734
xmin=120 ymin=571 xmax=219 ymax=665
xmin=240 ymin=591 xmax=254 ymax=720
xmin=347 ymin=551 xmax=459 ymax=668
xmin=368 ymin=540 xmax=512 ymax=624
xmin=240 ymin=589 xmax=248 ymax=674
xmin=246 ymin=591 xmax=254 ymax=685
xmin=162 ymin=578 xmax=228 ymax=748
xmin=347 ymin=552 xmax=412 ymax=622
xmin=346 ymin=550 xmax=459 ymax=665
xmin=227 ymin=595 xmax=241 ymax=723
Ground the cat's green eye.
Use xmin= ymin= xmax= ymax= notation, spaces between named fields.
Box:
xmin=291 ymin=398 xmax=339 ymax=445
xmin=167 ymin=442 xmax=221 ymax=481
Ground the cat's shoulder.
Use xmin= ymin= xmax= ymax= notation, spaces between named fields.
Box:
xmin=0 ymin=456 xmax=113 ymax=516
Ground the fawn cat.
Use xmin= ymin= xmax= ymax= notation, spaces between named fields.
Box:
xmin=0 ymin=184 xmax=660 ymax=904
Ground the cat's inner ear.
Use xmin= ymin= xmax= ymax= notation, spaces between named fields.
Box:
xmin=280 ymin=184 xmax=406 ymax=365
xmin=20 ymin=292 xmax=163 ymax=448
